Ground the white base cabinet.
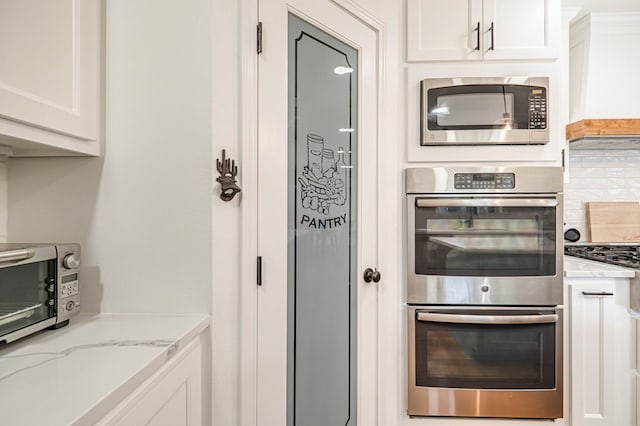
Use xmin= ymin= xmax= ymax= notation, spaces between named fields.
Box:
xmin=97 ymin=338 xmax=203 ymax=426
xmin=568 ymin=279 xmax=636 ymax=426
xmin=0 ymin=0 xmax=101 ymax=156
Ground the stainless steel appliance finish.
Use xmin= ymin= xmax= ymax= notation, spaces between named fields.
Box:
xmin=406 ymin=166 xmax=564 ymax=306
xmin=0 ymin=243 xmax=81 ymax=345
xmin=407 ymin=305 xmax=564 ymax=419
xmin=420 ymin=76 xmax=549 ymax=146
xmin=406 ymin=167 xmax=564 ymax=419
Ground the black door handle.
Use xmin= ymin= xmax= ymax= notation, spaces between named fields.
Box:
xmin=474 ymin=21 xmax=480 ymax=51
xmin=488 ymin=22 xmax=495 ymax=51
xmin=363 ymin=268 xmax=381 ymax=283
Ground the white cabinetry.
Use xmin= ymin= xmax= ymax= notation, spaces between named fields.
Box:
xmin=569 ymin=13 xmax=640 ymax=122
xmin=98 ymin=338 xmax=203 ymax=426
xmin=407 ymin=0 xmax=560 ymax=61
xmin=568 ymin=279 xmax=635 ymax=426
xmin=0 ymin=0 xmax=101 ymax=156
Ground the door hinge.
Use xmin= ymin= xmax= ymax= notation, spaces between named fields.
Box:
xmin=257 ymin=256 xmax=262 ymax=286
xmin=257 ymin=22 xmax=263 ymax=54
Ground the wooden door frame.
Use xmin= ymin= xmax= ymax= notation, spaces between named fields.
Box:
xmin=238 ymin=1 xmax=395 ymax=424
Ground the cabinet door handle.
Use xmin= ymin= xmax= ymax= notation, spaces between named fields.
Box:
xmin=581 ymin=291 xmax=614 ymax=296
xmin=474 ymin=22 xmax=480 ymax=51
xmin=488 ymin=22 xmax=495 ymax=51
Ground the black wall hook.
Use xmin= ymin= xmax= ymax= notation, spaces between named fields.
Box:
xmin=216 ymin=149 xmax=241 ymax=201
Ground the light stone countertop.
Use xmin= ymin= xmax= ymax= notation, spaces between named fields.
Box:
xmin=0 ymin=312 xmax=209 ymax=426
xmin=564 ymin=255 xmax=637 ymax=278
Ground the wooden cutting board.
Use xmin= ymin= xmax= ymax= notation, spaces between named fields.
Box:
xmin=587 ymin=201 xmax=640 ymax=242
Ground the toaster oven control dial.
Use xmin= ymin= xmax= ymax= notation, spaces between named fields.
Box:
xmin=62 ymin=253 xmax=80 ymax=270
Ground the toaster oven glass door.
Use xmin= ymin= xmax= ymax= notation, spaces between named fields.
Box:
xmin=0 ymin=260 xmax=56 ymax=338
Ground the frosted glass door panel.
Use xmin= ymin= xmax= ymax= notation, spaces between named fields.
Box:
xmin=287 ymin=14 xmax=357 ymax=426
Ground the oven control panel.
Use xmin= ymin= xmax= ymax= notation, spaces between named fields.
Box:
xmin=454 ymin=173 xmax=515 ymax=189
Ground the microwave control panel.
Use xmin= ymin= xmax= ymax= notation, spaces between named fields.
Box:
xmin=528 ymin=88 xmax=547 ymax=129
xmin=454 ymin=173 xmax=515 ymax=190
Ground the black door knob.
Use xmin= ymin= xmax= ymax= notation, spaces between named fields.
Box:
xmin=363 ymin=268 xmax=381 ymax=283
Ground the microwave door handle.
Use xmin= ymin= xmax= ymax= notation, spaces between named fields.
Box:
xmin=415 ymin=198 xmax=558 ymax=208
xmin=417 ymin=312 xmax=559 ymax=325
xmin=0 ymin=250 xmax=35 ymax=264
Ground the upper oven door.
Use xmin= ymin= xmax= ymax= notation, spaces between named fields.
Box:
xmin=407 ymin=194 xmax=563 ymax=305
xmin=414 ymin=195 xmax=557 ymax=277
xmin=420 ymin=77 xmax=548 ymax=145
xmin=0 ymin=247 xmax=57 ymax=341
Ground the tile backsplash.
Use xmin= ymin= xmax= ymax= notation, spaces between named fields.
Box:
xmin=565 ymin=149 xmax=640 ymax=241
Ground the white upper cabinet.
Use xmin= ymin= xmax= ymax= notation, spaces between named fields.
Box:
xmin=407 ymin=0 xmax=560 ymax=61
xmin=0 ymin=0 xmax=101 ymax=156
xmin=407 ymin=0 xmax=483 ymax=61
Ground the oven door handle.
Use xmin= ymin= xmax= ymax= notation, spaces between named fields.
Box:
xmin=0 ymin=250 xmax=35 ymax=264
xmin=415 ymin=198 xmax=558 ymax=208
xmin=417 ymin=312 xmax=559 ymax=324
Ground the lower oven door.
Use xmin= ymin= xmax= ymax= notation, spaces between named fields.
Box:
xmin=408 ymin=305 xmax=563 ymax=419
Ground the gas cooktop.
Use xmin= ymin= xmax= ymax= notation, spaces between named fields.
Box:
xmin=564 ymin=244 xmax=640 ymax=269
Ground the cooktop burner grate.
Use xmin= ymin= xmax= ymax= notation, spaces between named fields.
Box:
xmin=564 ymin=244 xmax=640 ymax=268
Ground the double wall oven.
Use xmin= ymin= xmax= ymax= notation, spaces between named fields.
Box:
xmin=406 ymin=166 xmax=564 ymax=419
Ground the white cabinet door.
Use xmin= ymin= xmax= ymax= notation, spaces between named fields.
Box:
xmin=97 ymin=339 xmax=203 ymax=426
xmin=483 ymin=0 xmax=560 ymax=60
xmin=569 ymin=281 xmax=635 ymax=426
xmin=407 ymin=0 xmax=559 ymax=61
xmin=570 ymin=283 xmax=615 ymax=426
xmin=0 ymin=0 xmax=100 ymax=156
xmin=407 ymin=0 xmax=483 ymax=61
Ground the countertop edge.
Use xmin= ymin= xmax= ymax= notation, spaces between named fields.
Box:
xmin=73 ymin=313 xmax=210 ymax=425
xmin=564 ymin=255 xmax=637 ymax=278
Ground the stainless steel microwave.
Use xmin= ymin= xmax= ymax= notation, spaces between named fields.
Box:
xmin=420 ymin=76 xmax=549 ymax=145
xmin=0 ymin=243 xmax=81 ymax=345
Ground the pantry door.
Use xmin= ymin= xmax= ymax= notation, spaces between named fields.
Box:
xmin=256 ymin=1 xmax=380 ymax=425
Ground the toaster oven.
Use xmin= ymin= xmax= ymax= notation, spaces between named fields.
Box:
xmin=0 ymin=243 xmax=80 ymax=345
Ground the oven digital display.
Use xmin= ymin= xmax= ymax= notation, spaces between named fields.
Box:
xmin=473 ymin=173 xmax=494 ymax=181
xmin=454 ymin=173 xmax=515 ymax=189
xmin=62 ymin=273 xmax=78 ymax=284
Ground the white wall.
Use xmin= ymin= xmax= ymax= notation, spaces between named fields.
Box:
xmin=7 ymin=0 xmax=212 ymax=314
xmin=211 ymin=0 xmax=242 ymax=424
